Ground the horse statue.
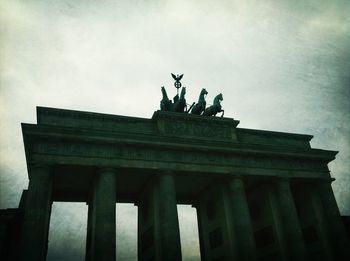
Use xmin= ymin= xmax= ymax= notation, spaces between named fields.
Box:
xmin=172 ymin=87 xmax=187 ymax=113
xmin=160 ymin=86 xmax=172 ymax=111
xmin=191 ymin=88 xmax=208 ymax=115
xmin=203 ymin=93 xmax=224 ymax=117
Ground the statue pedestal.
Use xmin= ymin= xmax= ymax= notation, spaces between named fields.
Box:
xmin=152 ymin=110 xmax=239 ymax=142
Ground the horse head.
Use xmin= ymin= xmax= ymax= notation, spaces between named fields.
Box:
xmin=196 ymin=88 xmax=208 ymax=103
xmin=161 ymin=86 xmax=169 ymax=99
xmin=219 ymin=93 xmax=223 ymax=100
xmin=201 ymin=88 xmax=208 ymax=96
xmin=213 ymin=93 xmax=223 ymax=106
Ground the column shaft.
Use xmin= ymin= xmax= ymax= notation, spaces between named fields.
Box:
xmin=194 ymin=205 xmax=206 ymax=261
xmin=275 ymin=178 xmax=307 ymax=261
xmin=157 ymin=173 xmax=182 ymax=260
xmin=85 ymin=202 xmax=94 ymax=260
xmin=308 ymin=186 xmax=335 ymax=261
xmin=228 ymin=177 xmax=256 ymax=261
xmin=319 ymin=181 xmax=350 ymax=259
xmin=19 ymin=164 xmax=53 ymax=261
xmin=87 ymin=169 xmax=116 ymax=261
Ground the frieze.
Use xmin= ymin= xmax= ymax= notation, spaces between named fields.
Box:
xmin=32 ymin=140 xmax=328 ymax=172
xmin=163 ymin=120 xmax=231 ymax=140
xmin=152 ymin=111 xmax=238 ymax=141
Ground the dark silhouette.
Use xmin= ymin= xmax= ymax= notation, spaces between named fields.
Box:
xmin=203 ymin=93 xmax=224 ymax=117
xmin=190 ymin=88 xmax=208 ymax=115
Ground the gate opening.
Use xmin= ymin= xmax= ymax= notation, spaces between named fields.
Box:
xmin=116 ymin=203 xmax=138 ymax=260
xmin=47 ymin=202 xmax=87 ymax=261
xmin=46 ymin=203 xmax=200 ymax=260
xmin=178 ymin=204 xmax=201 ymax=261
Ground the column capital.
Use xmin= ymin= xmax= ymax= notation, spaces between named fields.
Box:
xmin=191 ymin=202 xmax=199 ymax=209
xmin=97 ymin=167 xmax=117 ymax=174
xmin=273 ymin=176 xmax=293 ymax=188
xmin=229 ymin=174 xmax=244 ymax=180
xmin=158 ymin=169 xmax=175 ymax=176
xmin=318 ymin=177 xmax=335 ymax=184
xmin=274 ymin=176 xmax=291 ymax=181
xmin=27 ymin=162 xmax=51 ymax=180
xmin=28 ymin=162 xmax=51 ymax=172
xmin=228 ymin=175 xmax=245 ymax=190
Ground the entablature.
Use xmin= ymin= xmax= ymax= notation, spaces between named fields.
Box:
xmin=21 ymin=107 xmax=338 ymax=180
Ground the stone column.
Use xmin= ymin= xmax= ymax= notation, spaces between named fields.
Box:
xmin=157 ymin=172 xmax=182 ymax=260
xmin=86 ymin=168 xmax=117 ymax=261
xmin=275 ymin=178 xmax=307 ymax=261
xmin=85 ymin=201 xmax=93 ymax=261
xmin=308 ymin=186 xmax=335 ymax=261
xmin=228 ymin=176 xmax=256 ymax=261
xmin=318 ymin=179 xmax=350 ymax=260
xmin=193 ymin=204 xmax=206 ymax=261
xmin=19 ymin=164 xmax=53 ymax=261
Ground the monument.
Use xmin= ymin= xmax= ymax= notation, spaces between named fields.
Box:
xmin=0 ymin=75 xmax=349 ymax=260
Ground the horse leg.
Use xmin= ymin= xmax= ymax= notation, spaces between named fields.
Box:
xmin=221 ymin=110 xmax=224 ymax=117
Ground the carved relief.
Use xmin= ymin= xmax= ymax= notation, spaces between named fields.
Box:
xmin=163 ymin=120 xmax=231 ymax=140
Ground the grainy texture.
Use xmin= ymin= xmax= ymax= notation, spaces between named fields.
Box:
xmin=0 ymin=1 xmax=349 ymax=260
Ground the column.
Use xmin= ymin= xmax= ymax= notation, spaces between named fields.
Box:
xmin=193 ymin=204 xmax=206 ymax=261
xmin=85 ymin=201 xmax=93 ymax=260
xmin=157 ymin=172 xmax=182 ymax=260
xmin=318 ymin=179 xmax=350 ymax=260
xmin=137 ymin=180 xmax=156 ymax=261
xmin=195 ymin=181 xmax=238 ymax=260
xmin=275 ymin=178 xmax=307 ymax=261
xmin=86 ymin=168 xmax=116 ymax=261
xmin=19 ymin=164 xmax=53 ymax=261
xmin=308 ymin=186 xmax=335 ymax=261
xmin=228 ymin=176 xmax=256 ymax=261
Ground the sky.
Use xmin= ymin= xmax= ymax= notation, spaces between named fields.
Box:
xmin=0 ymin=0 xmax=349 ymax=260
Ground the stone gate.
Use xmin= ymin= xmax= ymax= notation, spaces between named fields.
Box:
xmin=17 ymin=107 xmax=350 ymax=260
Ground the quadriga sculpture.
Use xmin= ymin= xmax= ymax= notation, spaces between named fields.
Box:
xmin=160 ymin=86 xmax=172 ymax=111
xmin=160 ymin=75 xmax=224 ymax=117
xmin=172 ymin=87 xmax=187 ymax=113
xmin=190 ymin=88 xmax=208 ymax=115
xmin=160 ymin=86 xmax=187 ymax=113
xmin=203 ymin=93 xmax=224 ymax=117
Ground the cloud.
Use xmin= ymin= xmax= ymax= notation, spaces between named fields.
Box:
xmin=1 ymin=0 xmax=349 ymax=260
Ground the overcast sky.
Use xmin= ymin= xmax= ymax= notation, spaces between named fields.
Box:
xmin=1 ymin=0 xmax=349 ymax=260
